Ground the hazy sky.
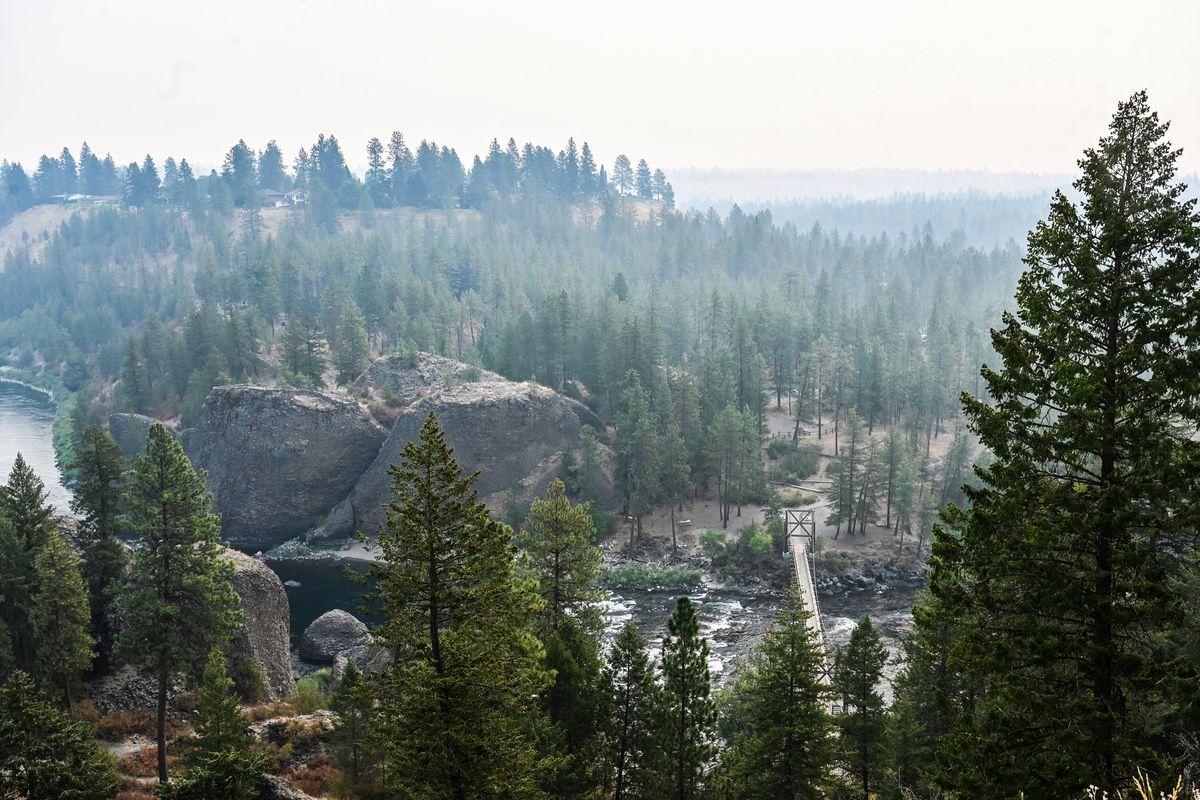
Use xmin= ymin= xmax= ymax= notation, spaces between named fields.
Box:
xmin=2 ymin=0 xmax=1198 ymax=175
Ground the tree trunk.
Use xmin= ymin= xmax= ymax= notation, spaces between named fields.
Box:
xmin=157 ymin=669 xmax=169 ymax=783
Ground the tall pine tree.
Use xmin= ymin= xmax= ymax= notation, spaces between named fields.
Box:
xmin=117 ymin=424 xmax=240 ymax=784
xmin=655 ymin=596 xmax=716 ymax=800
xmin=367 ymin=412 xmax=549 ymax=799
xmin=924 ymin=91 xmax=1200 ymax=796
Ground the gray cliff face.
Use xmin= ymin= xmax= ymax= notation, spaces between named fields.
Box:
xmin=321 ymin=379 xmax=615 ymax=540
xmin=226 ymin=548 xmax=295 ymax=701
xmin=107 ymin=412 xmax=173 ymax=460
xmin=183 ymin=386 xmax=386 ymax=550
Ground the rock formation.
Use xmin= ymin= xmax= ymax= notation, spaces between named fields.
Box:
xmin=299 ymin=609 xmax=372 ymax=664
xmin=107 ymin=412 xmax=171 ymax=460
xmin=225 ymin=548 xmax=295 ymax=700
xmin=321 ymin=369 xmax=613 ymax=540
xmin=183 ymin=386 xmax=386 ymax=550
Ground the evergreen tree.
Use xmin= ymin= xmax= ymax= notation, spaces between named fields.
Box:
xmin=257 ymin=139 xmax=287 ymax=191
xmin=602 ymin=622 xmax=658 ymax=800
xmin=333 ymin=301 xmax=370 ymax=385
xmin=635 ymin=160 xmax=653 ymax=200
xmin=117 ymin=424 xmax=241 ymax=784
xmin=367 ymin=413 xmax=549 ymax=799
xmin=68 ymin=425 xmax=127 ymax=670
xmin=616 ymin=371 xmax=660 ymax=548
xmin=330 ymin=662 xmax=377 ymax=790
xmin=0 ymin=453 xmax=55 ymax=670
xmin=0 ymin=671 xmax=119 ymax=800
xmin=923 ymin=91 xmax=1200 ymax=796
xmin=834 ymin=617 xmax=888 ymax=800
xmin=160 ymin=649 xmax=267 ymax=800
xmin=613 ymin=155 xmax=633 ymax=195
xmin=30 ymin=532 xmax=94 ymax=708
xmin=656 ymin=596 xmax=716 ymax=800
xmin=719 ymin=590 xmax=833 ymax=799
xmin=518 ymin=479 xmax=602 ymax=635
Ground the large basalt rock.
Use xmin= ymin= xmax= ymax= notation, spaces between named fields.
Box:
xmin=320 ymin=377 xmax=614 ymax=540
xmin=108 ymin=413 xmax=172 ymax=460
xmin=183 ymin=386 xmax=386 ymax=550
xmin=299 ymin=609 xmax=371 ymax=664
xmin=226 ymin=548 xmax=295 ymax=701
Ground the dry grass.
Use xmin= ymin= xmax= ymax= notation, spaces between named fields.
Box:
xmin=284 ymin=753 xmax=342 ymax=797
xmin=96 ymin=709 xmax=187 ymax=742
xmin=1080 ymin=772 xmax=1199 ymax=800
xmin=117 ymin=745 xmax=181 ymax=778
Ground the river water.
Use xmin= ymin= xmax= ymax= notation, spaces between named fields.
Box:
xmin=0 ymin=379 xmax=73 ymax=512
xmin=0 ymin=383 xmax=916 ymax=693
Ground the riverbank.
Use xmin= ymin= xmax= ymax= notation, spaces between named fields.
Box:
xmin=0 ymin=367 xmax=80 ymax=485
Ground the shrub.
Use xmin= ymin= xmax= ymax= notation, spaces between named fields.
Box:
xmin=174 ymin=691 xmax=200 ymax=713
xmin=231 ymin=659 xmax=266 ymax=704
xmin=699 ymin=530 xmax=728 ymax=561
xmin=599 ymin=563 xmax=702 ymax=591
xmin=285 ymin=753 xmax=343 ymax=797
xmin=286 ymin=673 xmax=330 ymax=714
xmin=769 ymin=443 xmax=821 ymax=483
xmin=97 ymin=709 xmax=155 ymax=740
xmin=737 ymin=522 xmax=773 ymax=559
xmin=767 ymin=438 xmax=793 ymax=459
xmin=117 ymin=745 xmax=181 ymax=778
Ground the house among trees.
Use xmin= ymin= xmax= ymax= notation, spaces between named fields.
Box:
xmin=51 ymin=193 xmax=122 ymax=205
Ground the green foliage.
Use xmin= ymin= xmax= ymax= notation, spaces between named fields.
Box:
xmin=0 ymin=452 xmax=56 ymax=671
xmin=0 ymin=671 xmax=119 ymax=800
xmin=117 ymin=424 xmax=241 ymax=782
xmin=329 ymin=662 xmax=379 ymax=791
xmin=68 ymin=425 xmax=127 ymax=671
xmin=367 ymin=412 xmax=550 ymax=798
xmin=698 ymin=529 xmax=728 ymax=561
xmin=768 ymin=441 xmax=821 ymax=483
xmin=919 ymin=92 xmax=1200 ymax=797
xmin=834 ymin=617 xmax=889 ymax=800
xmin=518 ymin=479 xmax=603 ymax=635
xmin=287 ymin=673 xmax=329 ymax=714
xmin=600 ymin=621 xmax=658 ymax=800
xmin=655 ymin=596 xmax=716 ymax=800
xmin=598 ymin=563 xmax=702 ymax=591
xmin=718 ymin=590 xmax=833 ymax=799
xmin=159 ymin=649 xmax=267 ymax=800
xmin=736 ymin=522 xmax=772 ymax=560
xmin=30 ymin=531 xmax=94 ymax=708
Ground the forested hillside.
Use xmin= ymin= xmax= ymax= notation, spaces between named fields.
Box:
xmin=0 ymin=133 xmax=1017 ymax=542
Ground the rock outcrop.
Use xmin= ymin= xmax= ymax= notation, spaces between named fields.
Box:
xmin=299 ymin=609 xmax=371 ymax=664
xmin=259 ymin=773 xmax=320 ymax=800
xmin=320 ymin=376 xmax=614 ymax=540
xmin=226 ymin=548 xmax=295 ymax=700
xmin=108 ymin=412 xmax=171 ymax=460
xmin=331 ymin=643 xmax=393 ymax=684
xmin=88 ymin=665 xmax=185 ymax=715
xmin=183 ymin=386 xmax=386 ymax=550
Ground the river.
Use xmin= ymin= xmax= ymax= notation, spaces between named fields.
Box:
xmin=0 ymin=383 xmax=916 ymax=693
xmin=0 ymin=379 xmax=73 ymax=512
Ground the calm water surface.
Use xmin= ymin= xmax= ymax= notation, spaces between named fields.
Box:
xmin=0 ymin=379 xmax=73 ymax=512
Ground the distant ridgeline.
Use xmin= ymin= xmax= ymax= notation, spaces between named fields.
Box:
xmin=0 ymin=134 xmax=673 ymax=227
